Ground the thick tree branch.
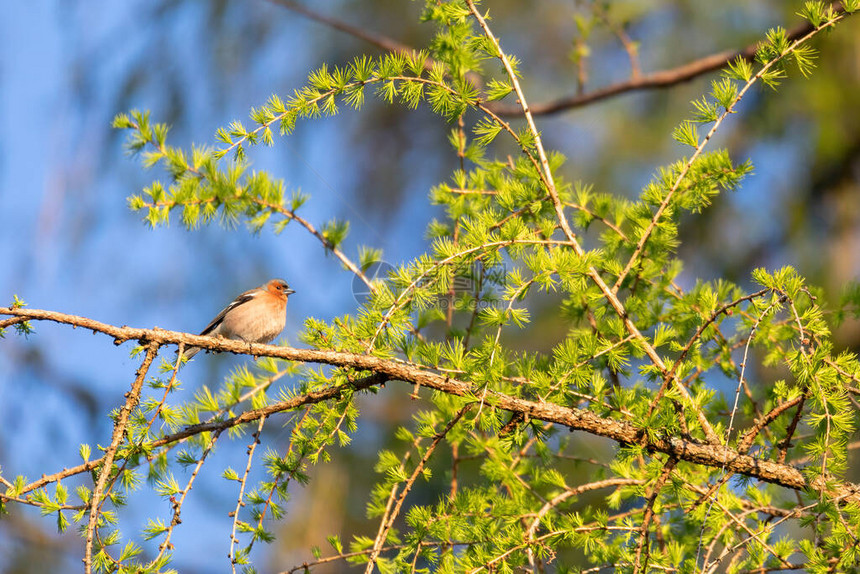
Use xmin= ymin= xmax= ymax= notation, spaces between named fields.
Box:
xmin=3 ymin=306 xmax=860 ymax=506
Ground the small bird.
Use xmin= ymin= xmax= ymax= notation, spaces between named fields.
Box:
xmin=181 ymin=279 xmax=295 ymax=361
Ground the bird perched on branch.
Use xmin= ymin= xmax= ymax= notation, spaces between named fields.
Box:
xmin=180 ymin=278 xmax=295 ymax=361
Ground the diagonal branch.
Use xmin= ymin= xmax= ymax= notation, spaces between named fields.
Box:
xmin=364 ymin=405 xmax=472 ymax=572
xmin=646 ymin=288 xmax=770 ymax=421
xmin=611 ymin=8 xmax=848 ymax=295
xmin=125 ymin=115 xmax=377 ymax=293
xmin=486 ymin=3 xmax=849 ymax=117
xmin=466 ymin=0 xmax=720 ymax=444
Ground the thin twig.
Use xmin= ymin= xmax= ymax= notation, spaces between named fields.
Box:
xmin=365 ymin=405 xmax=472 ymax=572
xmin=611 ymin=11 xmax=847 ymax=294
xmin=736 ymin=395 xmax=804 ymax=454
xmin=525 ymin=478 xmax=644 ymax=567
xmin=633 ymin=457 xmax=677 ymax=574
xmin=129 ymin=117 xmax=377 ymax=293
xmin=151 ymin=430 xmax=223 ymax=568
xmin=647 ymin=288 xmax=770 ymax=420
xmin=229 ymin=416 xmax=267 ymax=572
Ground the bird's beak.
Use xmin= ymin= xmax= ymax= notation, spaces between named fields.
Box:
xmin=285 ymin=288 xmax=296 ymax=296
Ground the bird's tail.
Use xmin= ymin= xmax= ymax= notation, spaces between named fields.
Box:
xmin=177 ymin=345 xmax=201 ymax=363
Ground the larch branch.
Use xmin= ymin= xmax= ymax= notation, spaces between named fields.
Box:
xmin=3 ymin=306 xmax=860 ymax=506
